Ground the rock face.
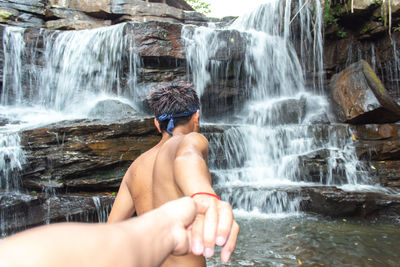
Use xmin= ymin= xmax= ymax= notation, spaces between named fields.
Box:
xmin=323 ymin=1 xmax=400 ymax=102
xmin=215 ymin=185 xmax=400 ymax=218
xmin=0 ymin=0 xmax=207 ymax=30
xmin=20 ymin=117 xmax=160 ymax=191
xmin=0 ymin=192 xmax=115 ymax=236
xmin=303 ymin=186 xmax=400 ymax=218
xmin=330 ymin=60 xmax=400 ymax=124
xmin=351 ymin=124 xmax=400 ymax=188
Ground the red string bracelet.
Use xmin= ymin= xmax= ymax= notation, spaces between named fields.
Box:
xmin=190 ymin=192 xmax=220 ymax=200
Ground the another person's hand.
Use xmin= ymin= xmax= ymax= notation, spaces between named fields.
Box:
xmin=190 ymin=195 xmax=240 ymax=263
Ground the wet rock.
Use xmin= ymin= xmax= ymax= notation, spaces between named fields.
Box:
xmin=305 ymin=112 xmax=331 ymax=124
xmin=165 ymin=0 xmax=194 ymax=11
xmin=20 ymin=118 xmax=160 ymax=191
xmin=0 ymin=192 xmax=114 ymax=235
xmin=48 ymin=0 xmax=112 ymax=16
xmin=371 ymin=160 xmax=400 ymax=188
xmin=0 ymin=117 xmax=9 ymax=126
xmin=351 ymin=124 xmax=400 ymax=161
xmin=0 ymin=7 xmax=18 ymax=22
xmin=125 ymin=21 xmax=185 ymax=59
xmin=352 ymin=124 xmax=400 ymax=140
xmin=111 ymin=0 xmax=184 ymax=22
xmin=330 ymin=60 xmax=400 ymax=124
xmin=88 ymin=99 xmax=138 ymax=120
xmin=183 ymin=25 xmax=247 ymax=61
xmin=46 ymin=18 xmax=112 ymax=30
xmin=46 ymin=7 xmax=104 ymax=21
xmin=303 ymin=186 xmax=400 ymax=218
xmin=7 ymin=12 xmax=45 ymax=28
xmin=200 ymin=85 xmax=245 ymax=119
xmin=350 ymin=0 xmax=379 ymax=12
xmin=295 ymin=149 xmax=353 ymax=185
xmin=355 ymin=139 xmax=400 ymax=161
xmin=246 ymin=97 xmax=306 ymax=125
xmin=182 ymin=10 xmax=208 ymax=25
xmin=0 ymin=0 xmax=46 ymax=16
xmin=215 ymin=185 xmax=400 ymax=218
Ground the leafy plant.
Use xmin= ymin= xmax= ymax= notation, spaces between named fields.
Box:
xmin=185 ymin=0 xmax=211 ymax=14
xmin=338 ymin=28 xmax=347 ymax=38
xmin=324 ymin=1 xmax=338 ymax=25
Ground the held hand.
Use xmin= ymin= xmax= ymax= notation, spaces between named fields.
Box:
xmin=190 ymin=194 xmax=240 ymax=263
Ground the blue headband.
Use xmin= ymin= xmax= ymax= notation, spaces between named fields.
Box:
xmin=157 ymin=107 xmax=199 ymax=135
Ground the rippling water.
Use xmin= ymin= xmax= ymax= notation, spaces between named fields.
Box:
xmin=207 ymin=214 xmax=400 ymax=266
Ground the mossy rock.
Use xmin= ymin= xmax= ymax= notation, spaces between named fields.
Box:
xmin=0 ymin=8 xmax=18 ymax=19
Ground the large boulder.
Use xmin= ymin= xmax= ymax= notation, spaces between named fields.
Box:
xmin=88 ymin=99 xmax=138 ymax=120
xmin=330 ymin=60 xmax=400 ymax=124
xmin=20 ymin=118 xmax=160 ymax=191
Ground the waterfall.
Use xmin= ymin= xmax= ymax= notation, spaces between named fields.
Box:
xmin=1 ymin=23 xmax=142 ymax=115
xmin=0 ymin=23 xmax=144 ymax=230
xmin=92 ymin=196 xmax=112 ymax=223
xmin=186 ymin=0 xmax=374 ymax=215
xmin=0 ymin=132 xmax=24 ymax=190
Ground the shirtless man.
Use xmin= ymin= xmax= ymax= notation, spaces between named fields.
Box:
xmin=107 ymin=81 xmax=239 ymax=266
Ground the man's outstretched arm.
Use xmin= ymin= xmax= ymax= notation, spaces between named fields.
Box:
xmin=0 ymin=198 xmax=198 ymax=267
xmin=107 ymin=167 xmax=135 ymax=223
xmin=174 ymin=132 xmax=240 ymax=263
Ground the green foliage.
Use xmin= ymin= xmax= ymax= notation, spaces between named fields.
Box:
xmin=324 ymin=1 xmax=347 ymax=38
xmin=337 ymin=28 xmax=347 ymax=38
xmin=323 ymin=1 xmax=337 ymax=25
xmin=184 ymin=0 xmax=211 ymax=14
xmin=323 ymin=1 xmax=345 ymax=26
xmin=361 ymin=26 xmax=370 ymax=34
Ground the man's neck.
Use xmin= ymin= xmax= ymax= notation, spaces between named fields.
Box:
xmin=171 ymin=126 xmax=193 ymax=136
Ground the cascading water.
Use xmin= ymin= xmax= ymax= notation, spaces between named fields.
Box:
xmin=0 ymin=131 xmax=24 ymax=190
xmin=0 ymin=23 xmax=143 ymax=231
xmin=185 ymin=0 xmax=376 ymax=215
xmin=1 ymin=23 xmax=141 ymax=114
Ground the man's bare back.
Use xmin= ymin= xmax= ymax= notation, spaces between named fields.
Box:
xmin=152 ymin=133 xmax=211 ymax=267
xmin=108 ymin=81 xmax=239 ymax=266
xmin=108 ymin=133 xmax=208 ymax=266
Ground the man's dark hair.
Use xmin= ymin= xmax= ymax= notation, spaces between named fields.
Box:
xmin=148 ymin=81 xmax=200 ymax=133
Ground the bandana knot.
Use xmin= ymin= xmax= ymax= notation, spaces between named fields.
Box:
xmin=157 ymin=107 xmax=199 ymax=135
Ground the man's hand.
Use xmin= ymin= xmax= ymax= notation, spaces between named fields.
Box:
xmin=190 ymin=195 xmax=240 ymax=263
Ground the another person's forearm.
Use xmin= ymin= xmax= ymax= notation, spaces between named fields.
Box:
xmin=0 ymin=198 xmax=195 ymax=267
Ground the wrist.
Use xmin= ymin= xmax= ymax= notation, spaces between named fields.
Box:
xmin=190 ymin=192 xmax=220 ymax=200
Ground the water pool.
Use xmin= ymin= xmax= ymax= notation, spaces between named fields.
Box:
xmin=207 ymin=214 xmax=400 ymax=266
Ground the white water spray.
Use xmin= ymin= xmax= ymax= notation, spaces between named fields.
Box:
xmin=186 ymin=0 xmax=374 ymax=214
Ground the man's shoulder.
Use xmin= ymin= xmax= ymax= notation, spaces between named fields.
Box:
xmin=178 ymin=132 xmax=209 ymax=152
xmin=183 ymin=132 xmax=208 ymax=144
